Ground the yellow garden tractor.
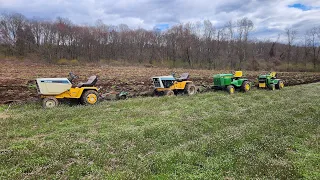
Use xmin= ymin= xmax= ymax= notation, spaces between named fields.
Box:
xmin=152 ymin=73 xmax=197 ymax=96
xmin=36 ymin=72 xmax=99 ymax=108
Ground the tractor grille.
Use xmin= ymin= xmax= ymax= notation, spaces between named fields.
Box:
xmin=36 ymin=81 xmax=41 ymax=94
xmin=153 ymin=78 xmax=161 ymax=87
xmin=259 ymin=78 xmax=266 ymax=83
xmin=213 ymin=78 xmax=218 ymax=85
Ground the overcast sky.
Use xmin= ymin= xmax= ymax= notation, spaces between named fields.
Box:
xmin=1 ymin=0 xmax=320 ymax=41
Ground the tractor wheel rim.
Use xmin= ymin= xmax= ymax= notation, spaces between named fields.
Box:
xmin=87 ymin=94 xmax=97 ymax=104
xmin=190 ymin=87 xmax=195 ymax=94
xmin=245 ymin=84 xmax=250 ymax=91
xmin=46 ymin=100 xmax=55 ymax=108
xmin=230 ymin=88 xmax=234 ymax=94
xmin=280 ymin=82 xmax=284 ymax=88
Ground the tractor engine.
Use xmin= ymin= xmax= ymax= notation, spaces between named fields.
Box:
xmin=36 ymin=78 xmax=72 ymax=95
xmin=161 ymin=80 xmax=174 ymax=88
xmin=152 ymin=76 xmax=176 ymax=88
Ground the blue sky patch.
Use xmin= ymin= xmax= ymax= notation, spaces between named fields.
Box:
xmin=288 ymin=3 xmax=312 ymax=11
xmin=154 ymin=24 xmax=170 ymax=31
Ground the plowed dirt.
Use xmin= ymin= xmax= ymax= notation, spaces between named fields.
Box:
xmin=1 ymin=59 xmax=320 ymax=104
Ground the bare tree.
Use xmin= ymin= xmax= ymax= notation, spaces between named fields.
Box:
xmin=1 ymin=12 xmax=319 ymax=71
xmin=203 ymin=20 xmax=216 ymax=69
xmin=225 ymin=20 xmax=236 ymax=69
xmin=236 ymin=17 xmax=254 ymax=69
xmin=306 ymin=27 xmax=320 ymax=69
xmin=0 ymin=13 xmax=25 ymax=45
xmin=285 ymin=28 xmax=297 ymax=71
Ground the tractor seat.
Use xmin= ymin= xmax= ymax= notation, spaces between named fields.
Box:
xmin=177 ymin=73 xmax=189 ymax=81
xmin=77 ymin=76 xmax=98 ymax=87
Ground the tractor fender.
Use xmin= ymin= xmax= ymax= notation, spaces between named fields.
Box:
xmin=231 ymin=79 xmax=248 ymax=87
xmin=273 ymin=79 xmax=281 ymax=84
xmin=79 ymin=87 xmax=99 ymax=98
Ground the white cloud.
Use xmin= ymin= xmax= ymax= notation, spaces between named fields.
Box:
xmin=0 ymin=0 xmax=319 ymax=40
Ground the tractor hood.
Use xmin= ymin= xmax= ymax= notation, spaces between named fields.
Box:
xmin=36 ymin=78 xmax=72 ymax=95
xmin=258 ymin=75 xmax=267 ymax=78
xmin=36 ymin=78 xmax=71 ymax=84
xmin=258 ymin=75 xmax=272 ymax=79
xmin=213 ymin=74 xmax=233 ymax=78
xmin=152 ymin=76 xmax=175 ymax=80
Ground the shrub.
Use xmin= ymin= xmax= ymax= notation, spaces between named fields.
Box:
xmin=56 ymin=59 xmax=79 ymax=65
xmin=57 ymin=58 xmax=69 ymax=65
xmin=70 ymin=59 xmax=79 ymax=65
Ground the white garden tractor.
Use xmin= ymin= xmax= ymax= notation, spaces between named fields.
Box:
xmin=36 ymin=72 xmax=99 ymax=108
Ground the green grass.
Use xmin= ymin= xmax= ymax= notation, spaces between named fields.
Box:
xmin=1 ymin=83 xmax=319 ymax=179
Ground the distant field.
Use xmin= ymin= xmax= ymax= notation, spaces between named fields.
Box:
xmin=0 ymin=83 xmax=319 ymax=179
xmin=1 ymin=59 xmax=320 ymax=104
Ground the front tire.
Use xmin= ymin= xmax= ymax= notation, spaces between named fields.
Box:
xmin=42 ymin=97 xmax=59 ymax=108
xmin=81 ymin=90 xmax=99 ymax=105
xmin=276 ymin=80 xmax=284 ymax=90
xmin=269 ymin=84 xmax=275 ymax=91
xmin=241 ymin=81 xmax=251 ymax=92
xmin=227 ymin=85 xmax=235 ymax=94
xmin=165 ymin=90 xmax=175 ymax=96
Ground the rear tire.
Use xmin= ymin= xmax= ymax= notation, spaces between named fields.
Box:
xmin=185 ymin=84 xmax=196 ymax=95
xmin=276 ymin=80 xmax=284 ymax=90
xmin=165 ymin=90 xmax=175 ymax=96
xmin=42 ymin=97 xmax=59 ymax=108
xmin=227 ymin=85 xmax=235 ymax=94
xmin=241 ymin=81 xmax=251 ymax=92
xmin=81 ymin=90 xmax=99 ymax=105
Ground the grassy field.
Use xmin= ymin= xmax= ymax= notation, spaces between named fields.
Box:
xmin=0 ymin=83 xmax=319 ymax=179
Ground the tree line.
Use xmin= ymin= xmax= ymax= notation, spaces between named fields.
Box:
xmin=0 ymin=12 xmax=319 ymax=71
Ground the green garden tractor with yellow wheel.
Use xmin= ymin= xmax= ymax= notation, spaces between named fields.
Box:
xmin=212 ymin=71 xmax=251 ymax=94
xmin=257 ymin=72 xmax=284 ymax=90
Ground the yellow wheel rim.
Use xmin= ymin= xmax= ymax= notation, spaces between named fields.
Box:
xmin=245 ymin=83 xmax=250 ymax=91
xmin=230 ymin=88 xmax=235 ymax=94
xmin=87 ymin=94 xmax=97 ymax=104
xmin=280 ymin=82 xmax=284 ymax=88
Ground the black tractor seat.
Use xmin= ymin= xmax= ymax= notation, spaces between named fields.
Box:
xmin=176 ymin=73 xmax=189 ymax=81
xmin=77 ymin=76 xmax=98 ymax=87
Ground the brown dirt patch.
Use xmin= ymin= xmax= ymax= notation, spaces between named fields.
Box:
xmin=0 ymin=112 xmax=10 ymax=119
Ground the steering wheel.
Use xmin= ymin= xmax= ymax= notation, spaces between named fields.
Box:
xmin=68 ymin=72 xmax=79 ymax=83
xmin=171 ymin=71 xmax=176 ymax=78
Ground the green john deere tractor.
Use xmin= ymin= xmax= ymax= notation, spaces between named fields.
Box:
xmin=257 ymin=72 xmax=284 ymax=90
xmin=213 ymin=71 xmax=251 ymax=94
